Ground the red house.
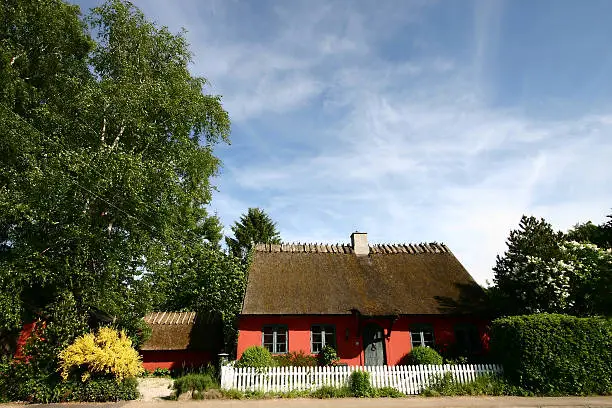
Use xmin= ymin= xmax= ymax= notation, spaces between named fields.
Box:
xmin=237 ymin=232 xmax=489 ymax=365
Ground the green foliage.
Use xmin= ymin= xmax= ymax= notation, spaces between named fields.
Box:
xmin=422 ymin=373 xmax=525 ymax=397
xmin=1 ymin=0 xmax=230 ymax=336
xmin=2 ymin=363 xmax=138 ymax=402
xmin=236 ymin=346 xmax=274 ymax=368
xmin=148 ymin=245 xmax=247 ymax=349
xmin=406 ymin=346 xmax=443 ymax=365
xmin=5 ymin=293 xmax=88 ymax=401
xmin=491 ymin=215 xmax=612 ymax=316
xmin=350 ymin=370 xmax=372 ymax=397
xmin=273 ymin=350 xmax=317 ymax=367
xmin=490 ymin=314 xmax=612 ymax=395
xmin=492 ymin=216 xmax=564 ymax=315
xmin=567 ymin=218 xmax=612 ymax=249
xmin=317 ymin=345 xmax=339 ymax=366
xmin=71 ymin=377 xmax=139 ymax=402
xmin=152 ymin=367 xmax=171 ymax=377
xmin=172 ymin=373 xmax=218 ymax=399
xmin=225 ymin=208 xmax=281 ymax=258
xmin=0 ymin=356 xmax=10 ymax=402
xmin=220 ymin=384 xmax=402 ymax=399
xmin=311 ymin=385 xmax=353 ymax=398
xmin=171 ymin=362 xmax=217 ymax=379
xmin=220 ymin=388 xmax=246 ymax=399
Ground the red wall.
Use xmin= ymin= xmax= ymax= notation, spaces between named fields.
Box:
xmin=141 ymin=350 xmax=214 ymax=372
xmin=237 ymin=315 xmax=489 ymax=365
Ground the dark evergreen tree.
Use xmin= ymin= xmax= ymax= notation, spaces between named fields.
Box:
xmin=491 ymin=216 xmax=564 ymax=315
xmin=225 ymin=208 xmax=281 ymax=258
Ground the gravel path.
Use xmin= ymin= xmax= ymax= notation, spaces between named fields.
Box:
xmin=137 ymin=377 xmax=174 ymax=401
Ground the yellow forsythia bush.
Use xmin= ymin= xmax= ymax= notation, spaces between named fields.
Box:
xmin=58 ymin=327 xmax=144 ymax=382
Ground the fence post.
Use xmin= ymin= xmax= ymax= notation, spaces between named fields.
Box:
xmin=220 ymin=362 xmax=233 ymax=390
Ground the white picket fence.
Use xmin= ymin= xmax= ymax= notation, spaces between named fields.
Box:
xmin=220 ymin=364 xmax=503 ymax=395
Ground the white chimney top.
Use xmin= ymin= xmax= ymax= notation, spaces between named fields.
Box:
xmin=350 ymin=232 xmax=369 ymax=256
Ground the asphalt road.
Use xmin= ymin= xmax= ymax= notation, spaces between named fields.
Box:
xmin=6 ymin=396 xmax=612 ymax=408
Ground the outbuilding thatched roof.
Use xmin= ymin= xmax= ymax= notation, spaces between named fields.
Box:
xmin=140 ymin=312 xmax=222 ymax=351
xmin=242 ymin=242 xmax=485 ymax=316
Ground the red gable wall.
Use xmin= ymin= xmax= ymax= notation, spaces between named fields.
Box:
xmin=237 ymin=315 xmax=489 ymax=365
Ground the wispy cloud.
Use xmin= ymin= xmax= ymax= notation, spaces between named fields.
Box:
xmin=123 ymin=0 xmax=612 ymax=285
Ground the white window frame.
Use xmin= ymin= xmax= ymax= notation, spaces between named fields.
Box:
xmin=262 ymin=325 xmax=288 ymax=354
xmin=310 ymin=324 xmax=336 ymax=353
xmin=410 ymin=325 xmax=435 ymax=348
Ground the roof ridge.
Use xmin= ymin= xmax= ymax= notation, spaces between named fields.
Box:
xmin=254 ymin=242 xmax=450 ymax=254
xmin=144 ymin=311 xmax=197 ymax=325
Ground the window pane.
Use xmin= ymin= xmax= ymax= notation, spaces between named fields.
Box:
xmin=324 ymin=331 xmax=335 ymax=347
xmin=263 ymin=333 xmax=274 ymax=344
xmin=263 ymin=327 xmax=273 ymax=335
xmin=312 ymin=332 xmax=322 ymax=343
xmin=423 ymin=330 xmax=434 ymax=345
xmin=410 ymin=330 xmax=421 ymax=347
xmin=276 ymin=340 xmax=287 ymax=353
xmin=275 ymin=326 xmax=287 ymax=353
xmin=312 ymin=342 xmax=322 ymax=353
xmin=263 ymin=343 xmax=274 ymax=352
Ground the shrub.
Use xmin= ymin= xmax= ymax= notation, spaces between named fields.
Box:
xmin=405 ymin=346 xmax=443 ymax=365
xmin=235 ymin=346 xmax=274 ymax=368
xmin=490 ymin=314 xmax=612 ymax=395
xmin=152 ymin=367 xmax=171 ymax=377
xmin=273 ymin=350 xmax=317 ymax=367
xmin=350 ymin=370 xmax=372 ymax=397
xmin=0 ymin=356 xmax=10 ymax=402
xmin=311 ymin=385 xmax=352 ymax=398
xmin=221 ymin=388 xmax=245 ymax=399
xmin=173 ymin=373 xmax=218 ymax=399
xmin=72 ymin=377 xmax=139 ymax=402
xmin=317 ymin=345 xmax=339 ymax=366
xmin=422 ymin=373 xmax=527 ymax=397
xmin=171 ymin=362 xmax=216 ymax=378
xmin=58 ymin=327 xmax=144 ymax=382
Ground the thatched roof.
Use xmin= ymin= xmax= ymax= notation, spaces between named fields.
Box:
xmin=140 ymin=312 xmax=222 ymax=351
xmin=242 ymin=242 xmax=485 ymax=316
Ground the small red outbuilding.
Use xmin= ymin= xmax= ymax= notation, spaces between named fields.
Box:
xmin=237 ymin=232 xmax=490 ymax=365
xmin=140 ymin=311 xmax=222 ymax=371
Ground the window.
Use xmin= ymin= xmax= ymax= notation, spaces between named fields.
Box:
xmin=311 ymin=325 xmax=336 ymax=353
xmin=454 ymin=325 xmax=481 ymax=354
xmin=262 ymin=325 xmax=288 ymax=353
xmin=410 ymin=325 xmax=435 ymax=348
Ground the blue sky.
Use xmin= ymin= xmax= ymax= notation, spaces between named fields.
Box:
xmin=76 ymin=0 xmax=612 ymax=285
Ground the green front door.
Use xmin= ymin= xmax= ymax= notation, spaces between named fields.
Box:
xmin=363 ymin=323 xmax=386 ymax=366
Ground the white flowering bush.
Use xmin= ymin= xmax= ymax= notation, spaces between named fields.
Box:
xmin=524 ymin=241 xmax=612 ymax=315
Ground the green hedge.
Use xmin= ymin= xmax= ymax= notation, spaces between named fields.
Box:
xmin=490 ymin=314 xmax=612 ymax=395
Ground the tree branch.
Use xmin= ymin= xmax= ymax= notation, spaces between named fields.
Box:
xmin=111 ymin=124 xmax=125 ymax=150
xmin=101 ymin=117 xmax=106 ymax=144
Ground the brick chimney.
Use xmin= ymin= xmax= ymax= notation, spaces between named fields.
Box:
xmin=350 ymin=232 xmax=369 ymax=256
